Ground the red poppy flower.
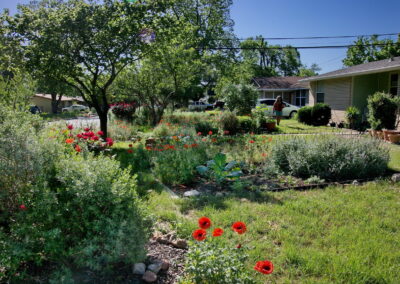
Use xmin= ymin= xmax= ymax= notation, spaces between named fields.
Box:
xmin=75 ymin=145 xmax=81 ymax=152
xmin=198 ymin=217 xmax=212 ymax=229
xmin=67 ymin=124 xmax=73 ymax=130
xmin=236 ymin=244 xmax=242 ymax=249
xmin=211 ymin=138 xmax=217 ymax=143
xmin=232 ymin=221 xmax=247 ymax=234
xmin=254 ymin=260 xmax=274 ymax=274
xmin=208 ymin=131 xmax=213 ymax=135
xmin=191 ymin=143 xmax=198 ymax=148
xmin=129 ymin=144 xmax=133 ymax=148
xmin=127 ymin=149 xmax=133 ymax=154
xmin=77 ymin=134 xmax=83 ymax=139
xmin=192 ymin=229 xmax=207 ymax=241
xmin=262 ymin=153 xmax=268 ymax=157
xmin=212 ymin=228 xmax=224 ymax=237
xmin=249 ymin=140 xmax=255 ymax=144
xmin=169 ymin=145 xmax=175 ymax=150
xmin=65 ymin=138 xmax=74 ymax=144
xmin=184 ymin=144 xmax=189 ymax=149
xmin=106 ymin=137 xmax=114 ymax=147
xmin=268 ymin=137 xmax=273 ymax=142
xmin=91 ymin=136 xmax=99 ymax=141
xmin=224 ymin=130 xmax=230 ymax=135
xmin=197 ymin=132 xmax=202 ymax=136
xmin=19 ymin=204 xmax=27 ymax=210
xmin=84 ymin=127 xmax=90 ymax=132
xmin=97 ymin=130 xmax=104 ymax=136
xmin=146 ymin=146 xmax=152 ymax=151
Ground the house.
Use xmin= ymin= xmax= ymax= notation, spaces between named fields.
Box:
xmin=31 ymin=94 xmax=86 ymax=113
xmin=252 ymin=76 xmax=310 ymax=107
xmin=301 ymin=57 xmax=400 ymax=122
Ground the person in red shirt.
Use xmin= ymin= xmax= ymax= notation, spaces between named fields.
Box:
xmin=273 ymin=96 xmax=285 ymax=126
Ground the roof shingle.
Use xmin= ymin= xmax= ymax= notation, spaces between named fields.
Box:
xmin=253 ymin=76 xmax=308 ymax=90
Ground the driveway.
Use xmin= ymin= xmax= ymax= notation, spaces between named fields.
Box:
xmin=50 ymin=116 xmax=101 ymax=130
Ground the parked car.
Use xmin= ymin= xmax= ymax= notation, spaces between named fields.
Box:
xmin=256 ymin=99 xmax=300 ymax=118
xmin=188 ymin=101 xmax=213 ymax=111
xmin=62 ymin=104 xmax=89 ymax=112
xmin=214 ymin=101 xmax=225 ymax=109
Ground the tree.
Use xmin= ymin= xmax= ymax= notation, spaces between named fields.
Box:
xmin=298 ymin=63 xmax=321 ymax=77
xmin=222 ymin=83 xmax=258 ymax=115
xmin=9 ymin=0 xmax=173 ymax=136
xmin=240 ymin=37 xmax=302 ymax=77
xmin=343 ymin=35 xmax=400 ymax=67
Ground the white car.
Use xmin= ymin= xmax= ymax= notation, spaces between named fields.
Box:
xmin=188 ymin=101 xmax=213 ymax=111
xmin=62 ymin=104 xmax=89 ymax=112
xmin=256 ymin=99 xmax=300 ymax=118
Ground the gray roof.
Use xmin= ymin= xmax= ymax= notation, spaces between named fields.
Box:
xmin=253 ymin=76 xmax=308 ymax=90
xmin=301 ymin=56 xmax=400 ymax=82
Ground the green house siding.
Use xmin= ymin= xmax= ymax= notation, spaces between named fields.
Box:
xmin=352 ymin=72 xmax=390 ymax=112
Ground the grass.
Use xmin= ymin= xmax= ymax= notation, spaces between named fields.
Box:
xmin=388 ymin=143 xmax=400 ymax=172
xmin=275 ymin=119 xmax=346 ymax=134
xmin=147 ymin=181 xmax=400 ymax=283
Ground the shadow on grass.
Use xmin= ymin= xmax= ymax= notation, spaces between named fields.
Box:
xmin=179 ymin=189 xmax=283 ymax=214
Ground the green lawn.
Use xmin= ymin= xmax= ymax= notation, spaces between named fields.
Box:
xmin=275 ymin=119 xmax=347 ymax=134
xmin=388 ymin=144 xmax=400 ymax=172
xmin=147 ymin=181 xmax=400 ymax=283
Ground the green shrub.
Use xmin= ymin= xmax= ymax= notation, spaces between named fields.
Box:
xmin=311 ymin=103 xmax=331 ymax=126
xmin=345 ymin=106 xmax=362 ymax=129
xmin=297 ymin=106 xmax=313 ymax=125
xmin=270 ymin=136 xmax=389 ymax=181
xmin=152 ymin=145 xmax=209 ymax=185
xmin=238 ymin=116 xmax=256 ymax=133
xmin=182 ymin=242 xmax=255 ymax=284
xmin=222 ymin=83 xmax=258 ymax=115
xmin=194 ymin=121 xmax=218 ymax=136
xmin=297 ymin=104 xmax=331 ymax=126
xmin=367 ymin=92 xmax=398 ymax=130
xmin=218 ymin=111 xmax=239 ymax=135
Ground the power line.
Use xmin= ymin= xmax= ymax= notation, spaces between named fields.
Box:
xmin=198 ymin=43 xmax=399 ymax=50
xmin=235 ymin=32 xmax=399 ymax=41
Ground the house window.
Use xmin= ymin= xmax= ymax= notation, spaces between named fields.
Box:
xmin=295 ymin=90 xmax=308 ymax=106
xmin=316 ymin=92 xmax=325 ymax=103
xmin=390 ymin=73 xmax=399 ymax=96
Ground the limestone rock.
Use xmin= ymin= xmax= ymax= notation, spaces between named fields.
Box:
xmin=392 ymin=173 xmax=400 ymax=182
xmin=142 ymin=271 xmax=157 ymax=283
xmin=132 ymin=263 xmax=146 ymax=275
xmin=183 ymin=190 xmax=200 ymax=197
xmin=148 ymin=262 xmax=162 ymax=274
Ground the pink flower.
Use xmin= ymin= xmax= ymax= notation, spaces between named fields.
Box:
xmin=19 ymin=204 xmax=27 ymax=210
xmin=97 ymin=131 xmax=104 ymax=136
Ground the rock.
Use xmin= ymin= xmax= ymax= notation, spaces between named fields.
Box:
xmin=132 ymin=263 xmax=146 ymax=275
xmin=161 ymin=260 xmax=170 ymax=271
xmin=216 ymin=192 xmax=224 ymax=197
xmin=174 ymin=239 xmax=188 ymax=249
xmin=183 ymin=190 xmax=200 ymax=197
xmin=142 ymin=271 xmax=157 ymax=283
xmin=352 ymin=180 xmax=360 ymax=185
xmin=148 ymin=262 xmax=162 ymax=274
xmin=392 ymin=173 xmax=400 ymax=182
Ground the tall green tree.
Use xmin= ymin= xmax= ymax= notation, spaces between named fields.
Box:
xmin=343 ymin=35 xmax=400 ymax=67
xmin=240 ymin=36 xmax=302 ymax=77
xmin=8 ymin=0 xmax=173 ymax=136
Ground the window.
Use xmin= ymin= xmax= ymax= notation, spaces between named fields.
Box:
xmin=259 ymin=99 xmax=274 ymax=106
xmin=390 ymin=73 xmax=399 ymax=96
xmin=295 ymin=90 xmax=308 ymax=106
xmin=316 ymin=92 xmax=325 ymax=103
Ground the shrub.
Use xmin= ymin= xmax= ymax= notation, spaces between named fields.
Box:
xmin=110 ymin=102 xmax=136 ymax=121
xmin=218 ymin=111 xmax=239 ymax=135
xmin=270 ymin=136 xmax=389 ymax=181
xmin=182 ymin=242 xmax=255 ymax=284
xmin=297 ymin=106 xmax=313 ymax=125
xmin=194 ymin=121 xmax=218 ymax=136
xmin=367 ymin=92 xmax=398 ymax=130
xmin=1 ymin=154 xmax=151 ymax=281
xmin=311 ymin=103 xmax=331 ymax=126
xmin=297 ymin=104 xmax=331 ymax=126
xmin=238 ymin=116 xmax=256 ymax=133
xmin=152 ymin=144 xmax=209 ymax=185
xmin=345 ymin=106 xmax=362 ymax=129
xmin=222 ymin=83 xmax=258 ymax=115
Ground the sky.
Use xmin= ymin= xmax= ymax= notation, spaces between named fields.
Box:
xmin=1 ymin=0 xmax=400 ymax=74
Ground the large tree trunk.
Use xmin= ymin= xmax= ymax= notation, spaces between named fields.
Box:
xmin=50 ymin=93 xmax=62 ymax=114
xmin=99 ymin=111 xmax=108 ymax=138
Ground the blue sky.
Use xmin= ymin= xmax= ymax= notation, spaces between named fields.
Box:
xmin=2 ymin=0 xmax=400 ymax=73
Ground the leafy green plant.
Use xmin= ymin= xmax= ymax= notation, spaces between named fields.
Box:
xmin=251 ymin=107 xmax=267 ymax=129
xmin=297 ymin=104 xmax=331 ymax=126
xmin=196 ymin=153 xmax=243 ymax=185
xmin=345 ymin=106 xmax=361 ymax=129
xmin=222 ymin=83 xmax=258 ymax=115
xmin=194 ymin=121 xmax=218 ymax=136
xmin=238 ymin=116 xmax=256 ymax=133
xmin=367 ymin=92 xmax=398 ymax=130
xmin=297 ymin=106 xmax=313 ymax=125
xmin=270 ymin=136 xmax=389 ymax=181
xmin=182 ymin=242 xmax=255 ymax=284
xmin=218 ymin=111 xmax=239 ymax=135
